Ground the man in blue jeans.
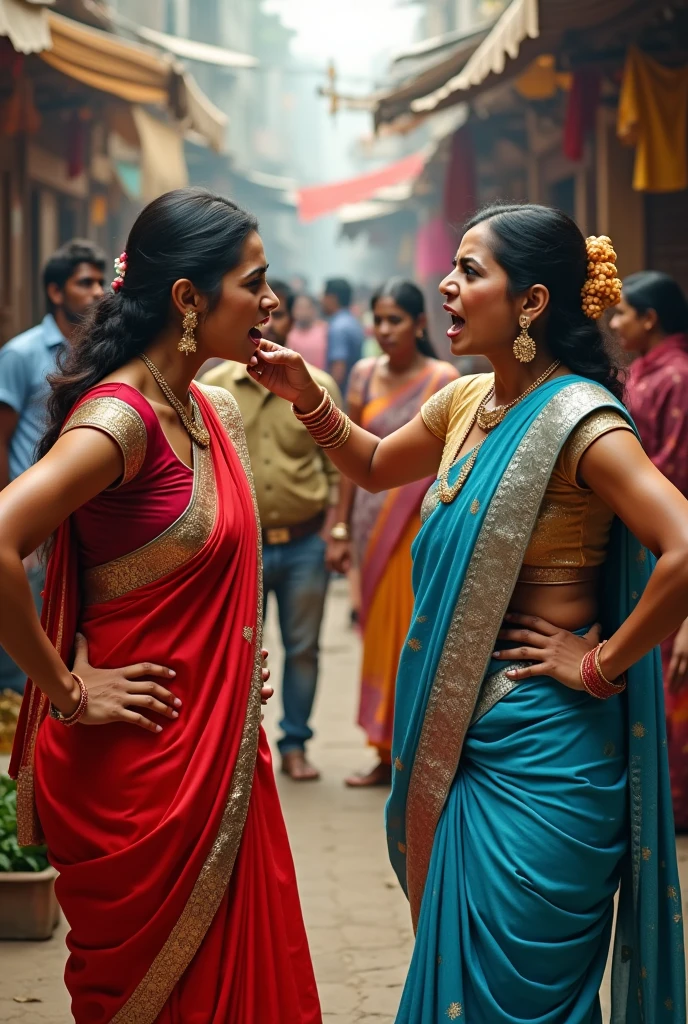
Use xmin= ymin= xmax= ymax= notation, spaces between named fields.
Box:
xmin=0 ymin=239 xmax=105 ymax=693
xmin=202 ymin=281 xmax=350 ymax=780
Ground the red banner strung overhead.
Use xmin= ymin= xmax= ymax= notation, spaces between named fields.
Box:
xmin=297 ymin=151 xmax=426 ymax=223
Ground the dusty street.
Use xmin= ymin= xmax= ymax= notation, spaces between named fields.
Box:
xmin=1 ymin=579 xmax=686 ymax=1022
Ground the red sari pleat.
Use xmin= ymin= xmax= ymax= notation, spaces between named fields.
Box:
xmin=11 ymin=385 xmax=320 ymax=1024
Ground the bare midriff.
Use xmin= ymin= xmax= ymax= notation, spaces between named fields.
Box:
xmin=509 ymin=579 xmax=599 ymax=633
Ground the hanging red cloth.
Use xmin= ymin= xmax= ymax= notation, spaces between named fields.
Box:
xmin=443 ymin=125 xmax=477 ymax=227
xmin=563 ymin=70 xmax=600 ymax=162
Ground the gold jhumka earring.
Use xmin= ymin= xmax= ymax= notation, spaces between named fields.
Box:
xmin=178 ymin=309 xmax=198 ymax=355
xmin=513 ymin=314 xmax=536 ymax=363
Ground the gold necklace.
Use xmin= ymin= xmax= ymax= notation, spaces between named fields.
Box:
xmin=438 ymin=360 xmax=561 ymax=505
xmin=476 ymin=360 xmax=560 ymax=431
xmin=139 ymin=355 xmax=210 ymax=448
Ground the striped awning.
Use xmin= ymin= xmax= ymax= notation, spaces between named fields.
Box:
xmin=383 ymin=0 xmax=665 ymax=119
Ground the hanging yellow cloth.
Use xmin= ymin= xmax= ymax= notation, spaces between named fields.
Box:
xmin=617 ymin=46 xmax=688 ymax=193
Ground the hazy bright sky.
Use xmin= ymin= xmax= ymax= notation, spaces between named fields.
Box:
xmin=263 ymin=0 xmax=422 ymax=78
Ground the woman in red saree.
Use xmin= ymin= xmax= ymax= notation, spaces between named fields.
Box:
xmin=330 ymin=281 xmax=456 ymax=787
xmin=1 ymin=188 xmax=321 ymax=1023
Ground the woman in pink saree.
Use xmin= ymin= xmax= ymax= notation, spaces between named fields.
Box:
xmin=331 ymin=281 xmax=456 ymax=787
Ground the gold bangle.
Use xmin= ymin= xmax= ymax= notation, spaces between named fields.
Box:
xmin=594 ymin=641 xmax=624 ymax=688
xmin=315 ymin=415 xmax=347 ymax=446
xmin=321 ymin=415 xmax=351 ymax=450
xmin=293 ymin=388 xmax=329 ymax=422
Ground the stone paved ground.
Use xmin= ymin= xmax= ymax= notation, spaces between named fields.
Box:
xmin=1 ymin=579 xmax=687 ymax=1021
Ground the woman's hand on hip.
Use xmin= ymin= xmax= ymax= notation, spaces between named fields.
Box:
xmin=492 ymin=614 xmax=603 ymax=691
xmin=247 ymin=340 xmax=323 ymax=411
xmin=72 ymin=633 xmax=180 ymax=732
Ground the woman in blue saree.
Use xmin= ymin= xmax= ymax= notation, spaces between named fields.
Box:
xmin=251 ymin=204 xmax=688 ymax=1022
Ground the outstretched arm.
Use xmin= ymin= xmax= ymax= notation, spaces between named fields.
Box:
xmin=248 ymin=341 xmax=444 ymax=492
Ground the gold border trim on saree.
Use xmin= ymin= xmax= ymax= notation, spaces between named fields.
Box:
xmin=62 ymin=396 xmax=148 ymax=488
xmin=16 ymin=553 xmax=70 ymax=846
xmin=83 ymin=397 xmax=216 ymax=605
xmin=110 ymin=383 xmax=265 ymax=1024
xmin=405 ymin=382 xmax=622 ymax=929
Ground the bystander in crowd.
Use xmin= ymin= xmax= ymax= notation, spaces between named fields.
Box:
xmin=201 ymin=280 xmax=347 ymax=780
xmin=328 ymin=279 xmax=457 ymax=786
xmin=611 ymin=270 xmax=688 ymax=828
xmin=322 ymin=278 xmax=364 ymax=393
xmin=288 ymin=294 xmax=328 ymax=369
xmin=0 ymin=239 xmax=105 ymax=693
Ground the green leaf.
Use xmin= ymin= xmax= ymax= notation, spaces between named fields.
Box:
xmin=0 ymin=773 xmax=49 ymax=872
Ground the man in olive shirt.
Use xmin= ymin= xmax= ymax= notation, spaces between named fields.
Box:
xmin=202 ymin=282 xmax=347 ymax=781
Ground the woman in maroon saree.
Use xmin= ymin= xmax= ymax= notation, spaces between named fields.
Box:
xmin=1 ymin=189 xmax=321 ymax=1023
xmin=610 ymin=270 xmax=688 ymax=829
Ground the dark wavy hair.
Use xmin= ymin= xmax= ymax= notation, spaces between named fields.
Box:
xmin=38 ymin=187 xmax=258 ymax=460
xmin=371 ymin=278 xmax=437 ymax=358
xmin=622 ymin=270 xmax=688 ymax=335
xmin=465 ymin=204 xmax=623 ymax=399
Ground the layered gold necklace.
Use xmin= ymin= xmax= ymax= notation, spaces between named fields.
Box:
xmin=140 ymin=354 xmax=210 ymax=448
xmin=438 ymin=360 xmax=560 ymax=505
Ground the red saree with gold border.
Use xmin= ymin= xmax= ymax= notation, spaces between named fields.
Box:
xmin=10 ymin=383 xmax=321 ymax=1024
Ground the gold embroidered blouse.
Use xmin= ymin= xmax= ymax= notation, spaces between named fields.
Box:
xmin=421 ymin=374 xmax=634 ymax=584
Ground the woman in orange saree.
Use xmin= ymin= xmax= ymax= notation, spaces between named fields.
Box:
xmin=333 ymin=281 xmax=457 ymax=787
xmin=2 ymin=188 xmax=321 ymax=1024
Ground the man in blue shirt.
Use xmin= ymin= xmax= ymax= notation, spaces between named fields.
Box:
xmin=0 ymin=239 xmax=106 ymax=691
xmin=322 ymin=278 xmax=364 ymax=395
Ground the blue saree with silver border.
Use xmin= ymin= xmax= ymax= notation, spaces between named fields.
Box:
xmin=386 ymin=376 xmax=685 ymax=1023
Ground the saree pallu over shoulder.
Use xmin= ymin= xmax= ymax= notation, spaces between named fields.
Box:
xmin=107 ymin=383 xmax=267 ymax=1024
xmin=395 ymin=380 xmax=624 ymax=920
xmin=10 ymin=383 xmax=273 ymax=1024
xmin=386 ymin=375 xmax=685 ymax=1021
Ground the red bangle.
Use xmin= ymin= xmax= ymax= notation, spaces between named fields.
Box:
xmin=49 ymin=673 xmax=88 ymax=726
xmin=580 ymin=642 xmax=626 ymax=699
xmin=293 ymin=387 xmax=329 ymax=423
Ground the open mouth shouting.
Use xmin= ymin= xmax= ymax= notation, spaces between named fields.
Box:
xmin=249 ymin=316 xmax=271 ymax=344
xmin=444 ymin=304 xmax=466 ymax=338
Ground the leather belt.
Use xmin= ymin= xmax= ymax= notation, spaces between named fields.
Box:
xmin=262 ymin=511 xmax=325 ymax=546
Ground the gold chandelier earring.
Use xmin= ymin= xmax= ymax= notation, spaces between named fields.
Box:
xmin=513 ymin=314 xmax=536 ymax=363
xmin=178 ymin=309 xmax=198 ymax=355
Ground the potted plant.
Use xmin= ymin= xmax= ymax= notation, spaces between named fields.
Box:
xmin=0 ymin=773 xmax=60 ymax=940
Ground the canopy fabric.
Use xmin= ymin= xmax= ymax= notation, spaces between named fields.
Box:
xmin=34 ymin=12 xmax=226 ymax=151
xmin=339 ymin=200 xmax=403 ymax=224
xmin=132 ymin=106 xmax=188 ymax=202
xmin=405 ymin=0 xmax=655 ymax=115
xmin=179 ymin=70 xmax=227 ymax=153
xmin=413 ymin=0 xmax=539 ymax=112
xmin=297 ymin=151 xmax=427 ymax=223
xmin=40 ymin=10 xmax=171 ymax=104
xmin=0 ymin=0 xmax=51 ymax=54
xmin=375 ymin=25 xmax=491 ymax=128
xmin=134 ymin=24 xmax=258 ymax=69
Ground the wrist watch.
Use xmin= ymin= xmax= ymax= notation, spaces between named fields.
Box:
xmin=330 ymin=522 xmax=350 ymax=542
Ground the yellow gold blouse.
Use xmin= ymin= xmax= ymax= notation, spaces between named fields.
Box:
xmin=421 ymin=374 xmax=633 ymax=584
